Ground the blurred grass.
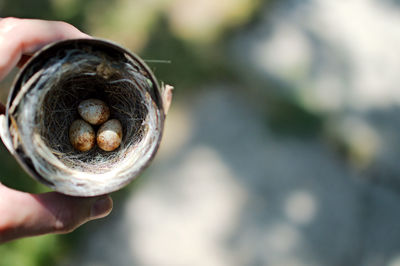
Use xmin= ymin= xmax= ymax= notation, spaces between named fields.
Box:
xmin=0 ymin=235 xmax=63 ymax=266
xmin=140 ymin=16 xmax=234 ymax=94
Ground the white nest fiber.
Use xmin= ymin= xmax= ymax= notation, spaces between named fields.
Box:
xmin=8 ymin=44 xmax=163 ymax=196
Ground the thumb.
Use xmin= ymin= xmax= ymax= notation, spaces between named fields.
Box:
xmin=0 ymin=184 xmax=112 ymax=243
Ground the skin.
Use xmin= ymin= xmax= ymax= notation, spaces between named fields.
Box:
xmin=0 ymin=17 xmax=113 ymax=244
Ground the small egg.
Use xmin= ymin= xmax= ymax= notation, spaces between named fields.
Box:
xmin=97 ymin=119 xmax=123 ymax=152
xmin=69 ymin=119 xmax=95 ymax=152
xmin=78 ymin=98 xmax=110 ymax=125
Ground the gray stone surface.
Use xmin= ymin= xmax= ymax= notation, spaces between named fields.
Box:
xmin=60 ymin=88 xmax=400 ymax=266
xmin=61 ymin=1 xmax=400 ymax=265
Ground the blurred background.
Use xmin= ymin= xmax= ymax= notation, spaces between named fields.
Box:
xmin=2 ymin=0 xmax=400 ymax=265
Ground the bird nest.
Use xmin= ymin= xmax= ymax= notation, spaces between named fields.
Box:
xmin=4 ymin=39 xmax=164 ymax=196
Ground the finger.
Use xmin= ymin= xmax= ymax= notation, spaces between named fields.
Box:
xmin=0 ymin=184 xmax=112 ymax=243
xmin=0 ymin=17 xmax=90 ymax=80
xmin=162 ymin=84 xmax=174 ymax=115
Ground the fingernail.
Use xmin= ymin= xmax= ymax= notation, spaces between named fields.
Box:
xmin=91 ymin=196 xmax=113 ymax=218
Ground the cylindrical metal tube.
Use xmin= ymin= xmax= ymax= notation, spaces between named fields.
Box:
xmin=0 ymin=38 xmax=171 ymax=196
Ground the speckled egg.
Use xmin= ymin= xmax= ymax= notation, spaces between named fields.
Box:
xmin=78 ymin=98 xmax=110 ymax=125
xmin=96 ymin=119 xmax=123 ymax=151
xmin=69 ymin=119 xmax=96 ymax=151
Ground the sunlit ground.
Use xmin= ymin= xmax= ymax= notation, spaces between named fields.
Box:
xmin=62 ymin=87 xmax=400 ymax=266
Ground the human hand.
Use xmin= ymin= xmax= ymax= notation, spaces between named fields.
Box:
xmin=0 ymin=17 xmax=113 ymax=244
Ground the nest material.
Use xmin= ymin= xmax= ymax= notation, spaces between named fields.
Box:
xmin=7 ymin=40 xmax=163 ymax=196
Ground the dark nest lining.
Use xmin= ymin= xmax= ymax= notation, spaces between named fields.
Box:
xmin=40 ymin=54 xmax=148 ymax=172
xmin=12 ymin=46 xmax=160 ymax=176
